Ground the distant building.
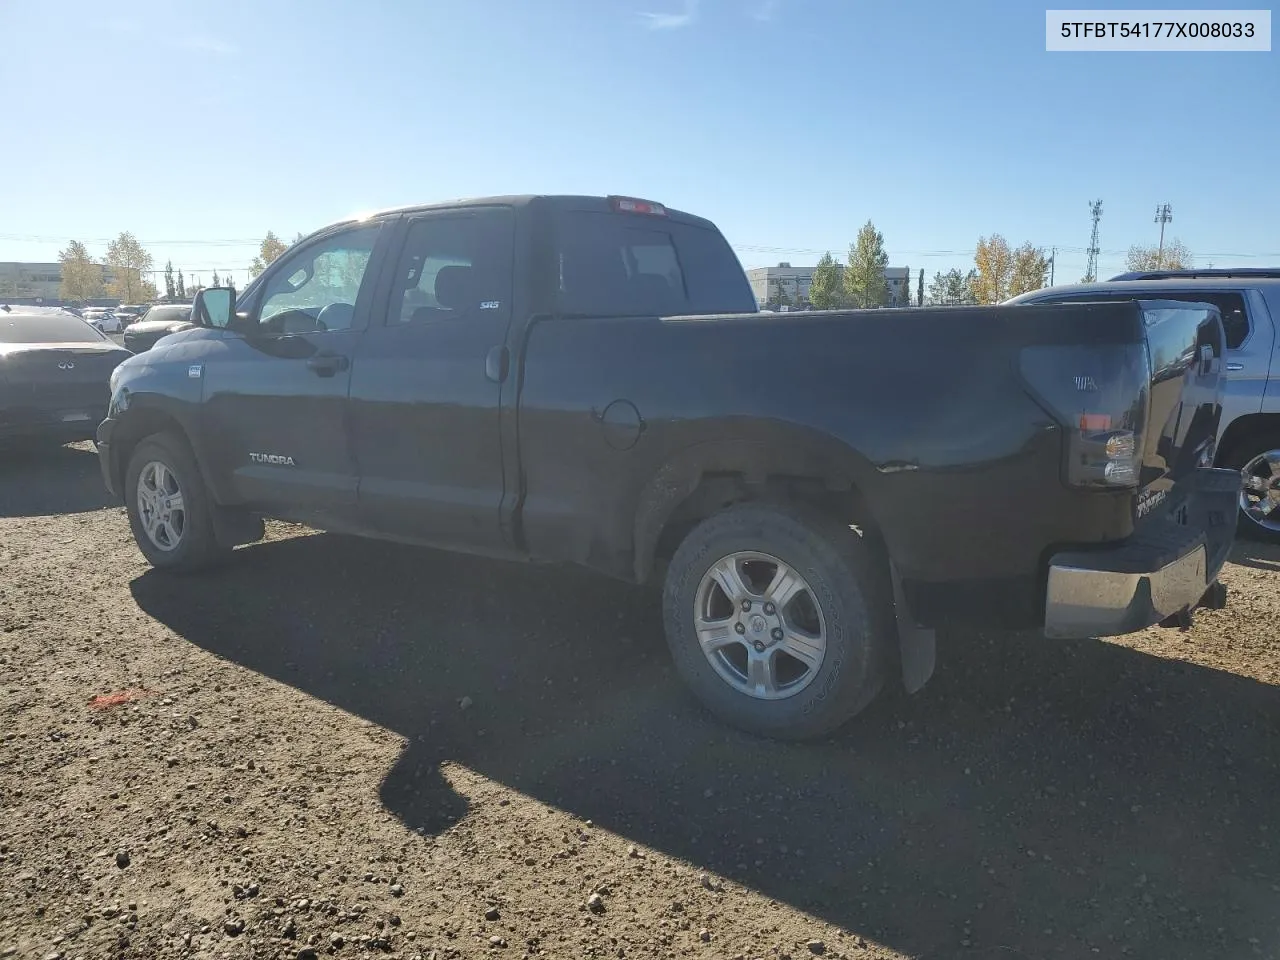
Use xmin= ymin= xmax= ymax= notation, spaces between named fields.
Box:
xmin=0 ymin=261 xmax=118 ymax=303
xmin=745 ymin=262 xmax=914 ymax=308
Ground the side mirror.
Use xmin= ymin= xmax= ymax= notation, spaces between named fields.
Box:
xmin=192 ymin=286 xmax=236 ymax=329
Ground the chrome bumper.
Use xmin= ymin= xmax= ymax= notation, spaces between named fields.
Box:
xmin=1043 ymin=468 xmax=1239 ymax=640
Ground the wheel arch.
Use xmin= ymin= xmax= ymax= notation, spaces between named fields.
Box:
xmin=631 ymin=429 xmax=888 ymax=585
xmin=1216 ymin=412 xmax=1280 ymax=466
xmin=109 ymin=401 xmax=224 ymax=505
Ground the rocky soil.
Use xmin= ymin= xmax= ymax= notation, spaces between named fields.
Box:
xmin=1 ymin=441 xmax=1277 ymax=960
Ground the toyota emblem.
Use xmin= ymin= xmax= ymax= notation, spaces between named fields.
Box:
xmin=57 ymin=360 xmax=75 ymax=370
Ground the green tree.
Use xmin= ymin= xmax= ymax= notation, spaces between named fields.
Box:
xmin=926 ymin=268 xmax=977 ymax=305
xmin=808 ymin=252 xmax=844 ymax=309
xmin=973 ymin=234 xmax=1014 ymax=304
xmin=177 ymin=270 xmax=186 ymax=299
xmin=105 ymin=232 xmax=153 ymax=302
xmin=58 ymin=240 xmax=105 ymax=302
xmin=916 ymin=268 xmax=924 ymax=307
xmin=163 ymin=260 xmax=176 ymax=299
xmin=767 ymin=276 xmax=792 ymax=309
xmin=249 ymin=231 xmax=289 ymax=277
xmin=844 ymin=220 xmax=889 ymax=308
xmin=1008 ymin=242 xmax=1050 ymax=297
xmin=1125 ymin=239 xmax=1192 ymax=271
xmin=212 ymin=270 xmax=221 ymax=287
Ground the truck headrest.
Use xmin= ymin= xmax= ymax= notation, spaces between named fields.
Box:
xmin=434 ymin=265 xmax=473 ymax=311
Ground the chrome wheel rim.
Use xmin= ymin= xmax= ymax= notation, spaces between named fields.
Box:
xmin=693 ymin=551 xmax=827 ymax=701
xmin=1239 ymin=449 xmax=1280 ymax=532
xmin=136 ymin=460 xmax=186 ymax=552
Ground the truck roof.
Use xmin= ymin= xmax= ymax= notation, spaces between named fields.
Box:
xmin=1108 ymin=267 xmax=1280 ymax=282
xmin=1007 ymin=275 xmax=1280 ymax=303
xmin=322 ymin=194 xmax=719 ymax=236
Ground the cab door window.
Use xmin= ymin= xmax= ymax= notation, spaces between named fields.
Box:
xmin=256 ymin=225 xmax=381 ymax=335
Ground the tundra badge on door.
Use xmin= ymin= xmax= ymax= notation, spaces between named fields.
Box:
xmin=249 ymin=453 xmax=296 ymax=466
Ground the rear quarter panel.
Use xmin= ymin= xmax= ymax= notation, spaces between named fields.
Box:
xmin=515 ymin=305 xmax=1138 ymax=585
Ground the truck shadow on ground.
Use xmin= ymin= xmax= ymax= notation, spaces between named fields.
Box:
xmin=1227 ymin=537 xmax=1280 ymax=573
xmin=130 ymin=533 xmax=1280 ymax=960
xmin=0 ymin=440 xmax=116 ymax=518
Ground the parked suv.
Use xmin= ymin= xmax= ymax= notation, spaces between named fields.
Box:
xmin=1008 ymin=268 xmax=1280 ymax=542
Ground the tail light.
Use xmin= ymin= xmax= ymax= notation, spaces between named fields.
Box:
xmin=1019 ymin=342 xmax=1150 ymax=489
xmin=608 ymin=196 xmax=668 ymax=216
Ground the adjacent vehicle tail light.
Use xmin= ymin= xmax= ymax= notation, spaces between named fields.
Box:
xmin=1019 ymin=342 xmax=1150 ymax=489
xmin=608 ymin=196 xmax=668 ymax=216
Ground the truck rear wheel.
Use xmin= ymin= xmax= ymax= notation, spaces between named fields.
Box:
xmin=662 ymin=502 xmax=891 ymax=740
xmin=124 ymin=431 xmax=231 ymax=572
xmin=1224 ymin=432 xmax=1280 ymax=543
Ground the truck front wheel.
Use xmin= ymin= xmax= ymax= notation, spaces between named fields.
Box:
xmin=124 ymin=431 xmax=231 ymax=572
xmin=662 ymin=502 xmax=891 ymax=740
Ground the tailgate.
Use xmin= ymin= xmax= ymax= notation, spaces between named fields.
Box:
xmin=1135 ymin=299 xmax=1226 ymax=519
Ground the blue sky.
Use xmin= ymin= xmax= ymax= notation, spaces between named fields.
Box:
xmin=1 ymin=0 xmax=1276 ymax=288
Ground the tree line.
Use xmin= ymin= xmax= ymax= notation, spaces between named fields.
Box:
xmin=925 ymin=237 xmax=1194 ymax=306
xmin=52 ymin=230 xmax=300 ymax=304
xmin=795 ymin=221 xmax=1197 ymax=310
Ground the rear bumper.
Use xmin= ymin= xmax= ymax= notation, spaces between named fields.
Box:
xmin=0 ymin=410 xmax=105 ymax=442
xmin=1043 ymin=467 xmax=1239 ymax=639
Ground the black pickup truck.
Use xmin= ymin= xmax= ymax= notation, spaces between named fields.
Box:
xmin=97 ymin=195 xmax=1239 ymax=739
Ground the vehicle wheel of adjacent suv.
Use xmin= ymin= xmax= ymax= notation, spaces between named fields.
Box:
xmin=1225 ymin=432 xmax=1280 ymax=543
xmin=662 ymin=501 xmax=892 ymax=740
xmin=124 ymin=431 xmax=231 ymax=571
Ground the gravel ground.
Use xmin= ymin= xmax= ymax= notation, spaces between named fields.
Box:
xmin=1 ymin=441 xmax=1277 ymax=960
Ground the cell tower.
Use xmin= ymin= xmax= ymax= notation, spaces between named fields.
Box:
xmin=1154 ymin=203 xmax=1173 ymax=266
xmin=1084 ymin=200 xmax=1103 ymax=282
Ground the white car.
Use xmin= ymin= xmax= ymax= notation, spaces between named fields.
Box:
xmin=81 ymin=309 xmax=122 ymax=334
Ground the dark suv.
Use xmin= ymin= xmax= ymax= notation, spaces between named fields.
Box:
xmin=122 ymin=304 xmax=194 ymax=353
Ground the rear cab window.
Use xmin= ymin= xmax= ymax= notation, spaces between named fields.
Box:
xmin=552 ymin=210 xmax=756 ymax=317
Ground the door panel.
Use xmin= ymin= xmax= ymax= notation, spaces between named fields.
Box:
xmin=349 ymin=208 xmax=516 ymax=552
xmin=202 ymin=223 xmax=386 ymax=516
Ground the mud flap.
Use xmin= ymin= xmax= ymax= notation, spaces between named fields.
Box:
xmin=889 ymin=560 xmax=936 ymax=694
xmin=212 ymin=506 xmax=265 ymax=548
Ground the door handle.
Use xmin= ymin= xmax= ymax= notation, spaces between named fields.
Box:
xmin=1226 ymin=362 xmax=1244 ymax=372
xmin=306 ymin=353 xmax=349 ymax=377
xmin=485 ymin=345 xmax=509 ymax=383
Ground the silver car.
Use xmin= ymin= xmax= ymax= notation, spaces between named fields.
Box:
xmin=1008 ymin=268 xmax=1280 ymax=542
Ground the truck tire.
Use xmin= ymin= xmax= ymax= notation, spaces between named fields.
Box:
xmin=124 ymin=431 xmax=231 ymax=572
xmin=1224 ymin=432 xmax=1280 ymax=543
xmin=662 ymin=501 xmax=891 ymax=740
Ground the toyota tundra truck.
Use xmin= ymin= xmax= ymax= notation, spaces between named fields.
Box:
xmin=95 ymin=194 xmax=1238 ymax=739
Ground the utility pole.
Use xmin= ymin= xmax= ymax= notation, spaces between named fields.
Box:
xmin=1049 ymin=247 xmax=1056 ymax=286
xmin=1084 ymin=200 xmax=1103 ymax=282
xmin=1154 ymin=203 xmax=1173 ymax=267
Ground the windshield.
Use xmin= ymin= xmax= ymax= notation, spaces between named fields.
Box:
xmin=0 ymin=312 xmax=104 ymax=344
xmin=140 ymin=305 xmax=191 ymax=324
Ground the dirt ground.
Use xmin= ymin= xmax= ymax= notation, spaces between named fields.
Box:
xmin=1 ymin=441 xmax=1277 ymax=960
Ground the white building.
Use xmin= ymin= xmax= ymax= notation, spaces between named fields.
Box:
xmin=745 ymin=262 xmax=914 ymax=308
xmin=0 ymin=261 xmax=118 ymax=302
